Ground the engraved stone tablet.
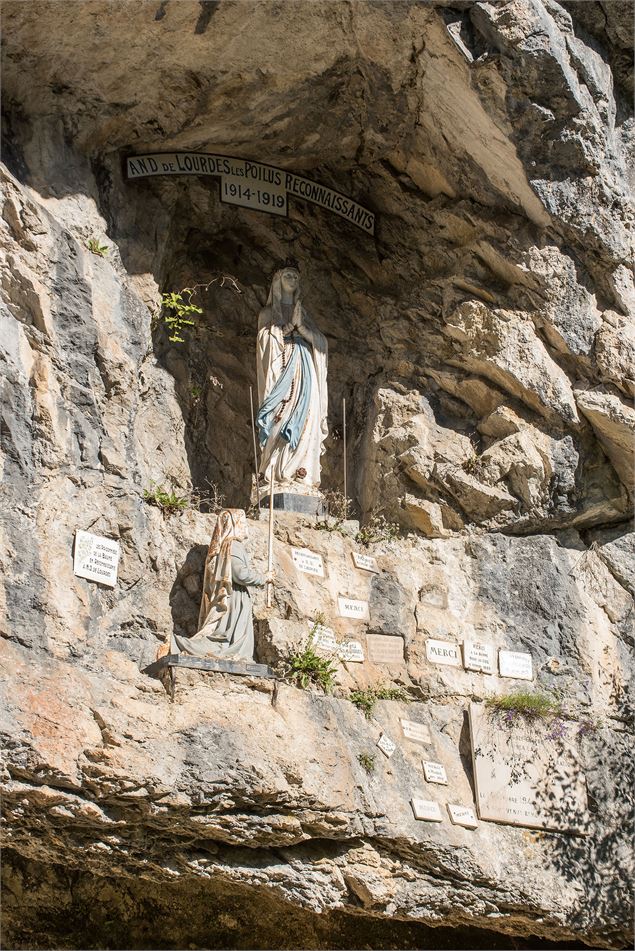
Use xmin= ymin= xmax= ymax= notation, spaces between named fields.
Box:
xmin=368 ymin=634 xmax=404 ymax=665
xmin=462 ymin=640 xmax=496 ymax=674
xmin=499 ymin=650 xmax=533 ymax=681
xmin=400 ymin=719 xmax=432 ymax=745
xmin=469 ymin=702 xmax=588 ymax=834
xmin=376 ymin=733 xmax=396 ymax=758
xmin=292 ymin=547 xmax=324 ymax=577
xmin=411 ymin=798 xmax=443 ymax=822
xmin=352 ymin=551 xmax=380 ymax=573
xmin=447 ymin=803 xmax=478 ymax=829
xmin=338 ymin=596 xmax=370 ymax=620
xmin=74 ymin=531 xmax=120 ymax=587
xmin=339 ymin=640 xmax=365 ymax=663
xmin=308 ymin=622 xmax=338 ymax=653
xmin=425 ymin=639 xmax=461 ymax=667
xmin=422 ymin=760 xmax=448 ymax=785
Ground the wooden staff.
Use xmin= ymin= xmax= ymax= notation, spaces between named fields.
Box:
xmin=249 ymin=386 xmax=261 ymax=512
xmin=343 ymin=397 xmax=348 ymax=513
xmin=266 ymin=468 xmax=275 ymax=607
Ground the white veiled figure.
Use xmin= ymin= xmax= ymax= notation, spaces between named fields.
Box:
xmin=256 ymin=265 xmax=328 ymax=491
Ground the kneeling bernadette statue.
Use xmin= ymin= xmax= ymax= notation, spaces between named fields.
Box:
xmin=171 ymin=509 xmax=266 ymax=662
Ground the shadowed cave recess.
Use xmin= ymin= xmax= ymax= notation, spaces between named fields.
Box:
xmin=1 ymin=1 xmax=634 ymax=950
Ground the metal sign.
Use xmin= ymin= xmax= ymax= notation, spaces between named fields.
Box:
xmin=125 ymin=152 xmax=375 ymax=235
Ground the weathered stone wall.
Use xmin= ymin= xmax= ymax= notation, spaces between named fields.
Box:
xmin=1 ymin=1 xmax=633 ymax=948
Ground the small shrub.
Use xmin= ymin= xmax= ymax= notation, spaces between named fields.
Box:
xmin=283 ymin=642 xmax=338 ymax=692
xmin=357 ymin=752 xmax=376 ymax=774
xmin=154 ymin=275 xmax=241 ymax=344
xmin=87 ymin=237 xmax=109 ymax=257
xmin=143 ymin=484 xmax=189 ymax=515
xmin=486 ymin=690 xmax=602 ymax=742
xmin=315 ymin=490 xmax=353 ymax=535
xmin=280 ymin=618 xmax=339 ymax=693
xmin=144 ymin=477 xmax=226 ymax=517
xmin=486 ymin=690 xmax=562 ymax=726
xmin=158 ymin=289 xmax=203 ymax=343
xmin=349 ymin=683 xmax=410 ymax=719
xmin=462 ymin=452 xmax=479 ymax=474
xmin=355 ymin=511 xmax=400 ymax=547
xmin=202 ymin=480 xmax=226 ymax=514
xmin=324 ymin=490 xmax=353 ymax=522
xmin=577 ymin=717 xmax=602 ymax=737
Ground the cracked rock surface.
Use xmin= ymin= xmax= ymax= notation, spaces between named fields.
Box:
xmin=0 ymin=1 xmax=633 ymax=948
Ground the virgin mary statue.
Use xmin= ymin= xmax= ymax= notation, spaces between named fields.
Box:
xmin=256 ymin=262 xmax=328 ymax=493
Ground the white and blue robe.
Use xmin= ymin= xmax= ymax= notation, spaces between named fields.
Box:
xmin=256 ymin=309 xmax=328 ymax=490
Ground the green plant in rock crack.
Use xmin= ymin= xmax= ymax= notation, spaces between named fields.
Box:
xmin=462 ymin=451 xmax=479 ymax=474
xmin=355 ymin=510 xmax=400 ymax=546
xmin=281 ymin=616 xmax=339 ymax=692
xmin=143 ymin=483 xmax=189 ymax=515
xmin=155 ymin=274 xmax=242 ymax=344
xmin=349 ymin=683 xmax=410 ymax=719
xmin=158 ymin=288 xmax=203 ymax=343
xmin=86 ymin=237 xmax=109 ymax=257
xmin=486 ymin=690 xmax=562 ymax=723
xmin=357 ymin=751 xmax=376 ymax=774
xmin=486 ymin=689 xmax=602 ymax=741
xmin=143 ymin=479 xmax=226 ymax=517
xmin=315 ymin=490 xmax=354 ymax=535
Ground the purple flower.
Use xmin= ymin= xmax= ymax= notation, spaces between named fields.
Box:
xmin=547 ymin=716 xmax=567 ymax=740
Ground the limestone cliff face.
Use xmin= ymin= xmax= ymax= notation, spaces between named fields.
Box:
xmin=0 ymin=2 xmax=633 ymax=949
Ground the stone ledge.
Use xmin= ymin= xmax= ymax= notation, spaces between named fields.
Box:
xmin=143 ymin=653 xmax=275 ymax=679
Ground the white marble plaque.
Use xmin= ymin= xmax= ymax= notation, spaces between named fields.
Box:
xmin=292 ymin=547 xmax=324 ymax=577
xmin=462 ymin=640 xmax=496 ymax=674
xmin=400 ymin=719 xmax=432 ymax=745
xmin=352 ymin=551 xmax=380 ymax=573
xmin=469 ymin=703 xmax=588 ymax=834
xmin=499 ymin=650 xmax=533 ymax=681
xmin=422 ymin=760 xmax=448 ymax=785
xmin=425 ymin=639 xmax=461 ymax=667
xmin=411 ymin=798 xmax=443 ymax=822
xmin=447 ymin=803 xmax=478 ymax=829
xmin=367 ymin=634 xmax=404 ymax=665
xmin=308 ymin=622 xmax=338 ymax=653
xmin=338 ymin=596 xmax=369 ymax=620
xmin=376 ymin=733 xmax=396 ymax=758
xmin=74 ymin=531 xmax=120 ymax=587
xmin=338 ymin=640 xmax=365 ymax=663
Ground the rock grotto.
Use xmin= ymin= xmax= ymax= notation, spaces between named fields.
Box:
xmin=0 ymin=1 xmax=633 ymax=949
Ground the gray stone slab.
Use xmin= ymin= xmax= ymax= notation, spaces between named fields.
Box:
xmin=145 ymin=654 xmax=275 ymax=679
xmin=260 ymin=492 xmax=326 ymax=515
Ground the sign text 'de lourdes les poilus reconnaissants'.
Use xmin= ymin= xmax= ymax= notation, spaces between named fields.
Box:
xmin=125 ymin=153 xmax=375 ymax=235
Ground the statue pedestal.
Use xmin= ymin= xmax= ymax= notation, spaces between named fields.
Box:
xmin=144 ymin=654 xmax=275 ymax=679
xmin=258 ymin=491 xmax=326 ymax=516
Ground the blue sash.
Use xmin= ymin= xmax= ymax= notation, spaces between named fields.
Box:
xmin=257 ymin=335 xmax=312 ymax=451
